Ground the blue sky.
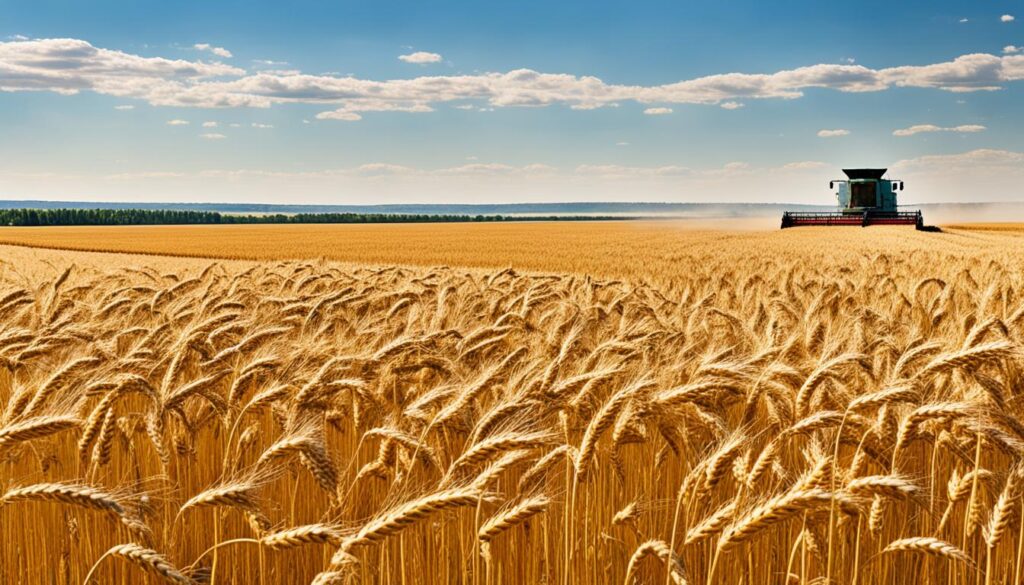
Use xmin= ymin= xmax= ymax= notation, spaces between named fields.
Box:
xmin=1 ymin=0 xmax=1022 ymax=204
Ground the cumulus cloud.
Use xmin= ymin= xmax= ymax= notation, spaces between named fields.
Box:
xmin=202 ymin=121 xmax=218 ymax=127
xmin=398 ymin=51 xmax=442 ymax=64
xmin=4 ymin=38 xmax=1024 ymax=121
xmin=251 ymin=122 xmax=273 ymax=128
xmin=780 ymin=161 xmax=828 ymax=170
xmin=643 ymin=107 xmax=673 ymax=115
xmin=892 ymin=124 xmax=986 ymax=136
xmin=708 ymin=161 xmax=752 ymax=176
xmin=105 ymin=171 xmax=184 ymax=180
xmin=887 ymin=149 xmax=1024 ymax=204
xmin=893 ymin=148 xmax=1024 ymax=170
xmin=960 ymin=18 xmax=969 ymax=23
xmin=1002 ymin=15 xmax=1015 ymax=23
xmin=0 ymin=38 xmax=243 ymax=101
xmin=878 ymin=53 xmax=1016 ymax=92
xmin=315 ymin=101 xmax=434 ymax=120
xmin=817 ymin=129 xmax=850 ymax=137
xmin=575 ymin=164 xmax=692 ymax=178
xmin=570 ymin=102 xmax=611 ymax=110
xmin=200 ymin=132 xmax=225 ymax=139
xmin=351 ymin=163 xmax=416 ymax=176
xmin=720 ymin=101 xmax=744 ymax=109
xmin=166 ymin=119 xmax=189 ymax=125
xmin=193 ymin=43 xmax=232 ymax=58
xmin=252 ymin=59 xmax=288 ymax=67
xmin=114 ymin=104 xmax=134 ymax=110
xmin=1005 ymin=46 xmax=1021 ymax=54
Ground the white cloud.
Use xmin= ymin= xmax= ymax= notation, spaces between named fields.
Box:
xmin=8 ymin=34 xmax=30 ymax=41
xmin=434 ymin=163 xmax=521 ymax=175
xmin=893 ymin=148 xmax=1024 ymax=170
xmin=523 ymin=163 xmax=558 ymax=174
xmin=251 ymin=122 xmax=273 ymax=128
xmin=252 ymin=59 xmax=288 ymax=67
xmin=5 ymin=38 xmax=1024 ymax=120
xmin=260 ymin=69 xmax=301 ymax=76
xmin=350 ymin=163 xmax=415 ymax=176
xmin=193 ymin=43 xmax=232 ymax=59
xmin=106 ymin=171 xmax=184 ymax=180
xmin=878 ymin=53 xmax=1015 ymax=92
xmin=202 ymin=121 xmax=218 ymax=127
xmin=166 ymin=119 xmax=189 ymax=125
xmin=398 ymin=51 xmax=442 ymax=64
xmin=892 ymin=124 xmax=986 ymax=136
xmin=114 ymin=104 xmax=134 ymax=110
xmin=959 ymin=18 xmax=969 ymax=23
xmin=616 ymin=142 xmax=630 ymax=146
xmin=575 ymin=164 xmax=692 ymax=178
xmin=315 ymin=101 xmax=433 ymax=120
xmin=570 ymin=102 xmax=611 ymax=110
xmin=817 ymin=129 xmax=850 ymax=137
xmin=316 ymin=110 xmax=362 ymax=121
xmin=780 ymin=161 xmax=828 ymax=171
xmin=1005 ymin=46 xmax=1021 ymax=54
xmin=890 ymin=149 xmax=1024 ymax=198
xmin=0 ymin=38 xmax=243 ymax=100
xmin=1002 ymin=14 xmax=1015 ymax=23
xmin=720 ymin=101 xmax=744 ymax=109
xmin=716 ymin=162 xmax=751 ymax=174
xmin=643 ymin=107 xmax=673 ymax=115
xmin=200 ymin=132 xmax=226 ymax=139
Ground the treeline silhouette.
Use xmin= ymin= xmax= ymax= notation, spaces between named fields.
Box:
xmin=0 ymin=208 xmax=626 ymax=226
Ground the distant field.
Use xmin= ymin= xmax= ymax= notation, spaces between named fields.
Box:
xmin=0 ymin=220 xmax=1020 ymax=283
xmin=940 ymin=223 xmax=1024 ymax=232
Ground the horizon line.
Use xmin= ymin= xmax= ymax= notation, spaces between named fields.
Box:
xmin=1 ymin=199 xmax=1023 ymax=209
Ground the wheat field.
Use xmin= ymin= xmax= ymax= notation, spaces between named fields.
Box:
xmin=2 ymin=223 xmax=1024 ymax=584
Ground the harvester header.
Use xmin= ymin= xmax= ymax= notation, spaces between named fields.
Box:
xmin=781 ymin=168 xmax=923 ymax=229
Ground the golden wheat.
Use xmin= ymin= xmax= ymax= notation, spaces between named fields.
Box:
xmin=1 ymin=225 xmax=1024 ymax=584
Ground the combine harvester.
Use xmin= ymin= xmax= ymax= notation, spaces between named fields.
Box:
xmin=781 ymin=168 xmax=924 ymax=229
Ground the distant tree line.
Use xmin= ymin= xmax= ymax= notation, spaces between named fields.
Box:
xmin=0 ymin=208 xmax=628 ymax=226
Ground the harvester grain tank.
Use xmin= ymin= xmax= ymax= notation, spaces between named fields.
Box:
xmin=781 ymin=168 xmax=923 ymax=229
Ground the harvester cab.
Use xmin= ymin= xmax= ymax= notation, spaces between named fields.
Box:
xmin=781 ymin=168 xmax=923 ymax=229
